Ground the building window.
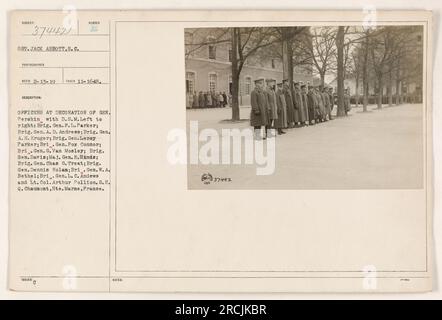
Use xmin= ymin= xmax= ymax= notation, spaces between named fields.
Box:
xmin=245 ymin=77 xmax=252 ymax=95
xmin=271 ymin=59 xmax=276 ymax=69
xmin=228 ymin=49 xmax=232 ymax=62
xmin=208 ymin=45 xmax=216 ymax=60
xmin=228 ymin=75 xmax=232 ymax=94
xmin=186 ymin=71 xmax=196 ymax=94
xmin=206 ymin=36 xmax=217 ymax=60
xmin=417 ymin=35 xmax=422 ymax=42
xmin=209 ymin=73 xmax=217 ymax=92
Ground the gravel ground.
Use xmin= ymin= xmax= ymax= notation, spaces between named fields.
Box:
xmin=186 ymin=103 xmax=424 ymax=189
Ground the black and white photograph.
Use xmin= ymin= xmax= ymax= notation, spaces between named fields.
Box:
xmin=4 ymin=7 xmax=435 ymax=296
xmin=185 ymin=25 xmax=425 ymax=189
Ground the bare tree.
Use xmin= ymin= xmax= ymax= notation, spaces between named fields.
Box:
xmin=336 ymin=26 xmax=377 ymax=112
xmin=336 ymin=26 xmax=347 ymax=117
xmin=334 ymin=26 xmax=372 ymax=114
xmin=389 ymin=26 xmax=423 ymax=105
xmin=229 ymin=27 xmax=279 ymax=120
xmin=361 ymin=28 xmax=372 ymax=112
xmin=369 ymin=27 xmax=398 ymax=109
xmin=262 ymin=27 xmax=310 ymax=85
xmin=185 ymin=28 xmax=230 ymax=58
xmin=304 ymin=27 xmax=337 ymax=86
xmin=255 ymin=27 xmax=312 ymax=79
xmin=347 ymin=46 xmax=363 ymax=108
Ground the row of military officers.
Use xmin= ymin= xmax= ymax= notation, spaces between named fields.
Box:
xmin=250 ymin=78 xmax=350 ymax=137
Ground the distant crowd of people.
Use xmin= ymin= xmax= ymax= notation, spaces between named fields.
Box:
xmin=187 ymin=91 xmax=231 ymax=108
xmin=352 ymin=92 xmax=422 ymax=105
xmin=251 ymin=78 xmax=350 ymax=139
xmin=404 ymin=93 xmax=422 ymax=104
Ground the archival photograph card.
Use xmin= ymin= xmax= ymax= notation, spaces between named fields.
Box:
xmin=8 ymin=10 xmax=433 ymax=292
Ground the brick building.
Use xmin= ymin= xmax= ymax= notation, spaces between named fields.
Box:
xmin=185 ymin=28 xmax=313 ymax=107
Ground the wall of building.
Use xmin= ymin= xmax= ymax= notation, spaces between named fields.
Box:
xmin=185 ymin=28 xmax=313 ymax=106
xmin=186 ymin=58 xmax=312 ymax=105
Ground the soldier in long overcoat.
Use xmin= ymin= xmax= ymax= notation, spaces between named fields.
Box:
xmin=307 ymin=86 xmax=317 ymax=124
xmin=344 ymin=88 xmax=351 ymax=115
xmin=265 ymin=79 xmax=278 ymax=128
xmin=313 ymin=87 xmax=321 ymax=122
xmin=187 ymin=92 xmax=193 ymax=108
xmin=294 ymin=82 xmax=308 ymax=125
xmin=211 ymin=91 xmax=218 ymax=107
xmin=250 ymin=79 xmax=269 ymax=139
xmin=274 ymin=82 xmax=287 ymax=133
xmin=291 ymin=82 xmax=301 ymax=125
xmin=302 ymin=85 xmax=310 ymax=124
xmin=301 ymin=84 xmax=310 ymax=125
xmin=206 ymin=91 xmax=212 ymax=107
xmin=316 ymin=87 xmax=326 ymax=121
xmin=198 ymin=91 xmax=205 ymax=108
xmin=283 ymin=79 xmax=295 ymax=128
xmin=217 ymin=92 xmax=223 ymax=107
xmin=321 ymin=88 xmax=331 ymax=120
xmin=327 ymin=87 xmax=334 ymax=116
xmin=222 ymin=92 xmax=228 ymax=107
xmin=193 ymin=92 xmax=198 ymax=108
